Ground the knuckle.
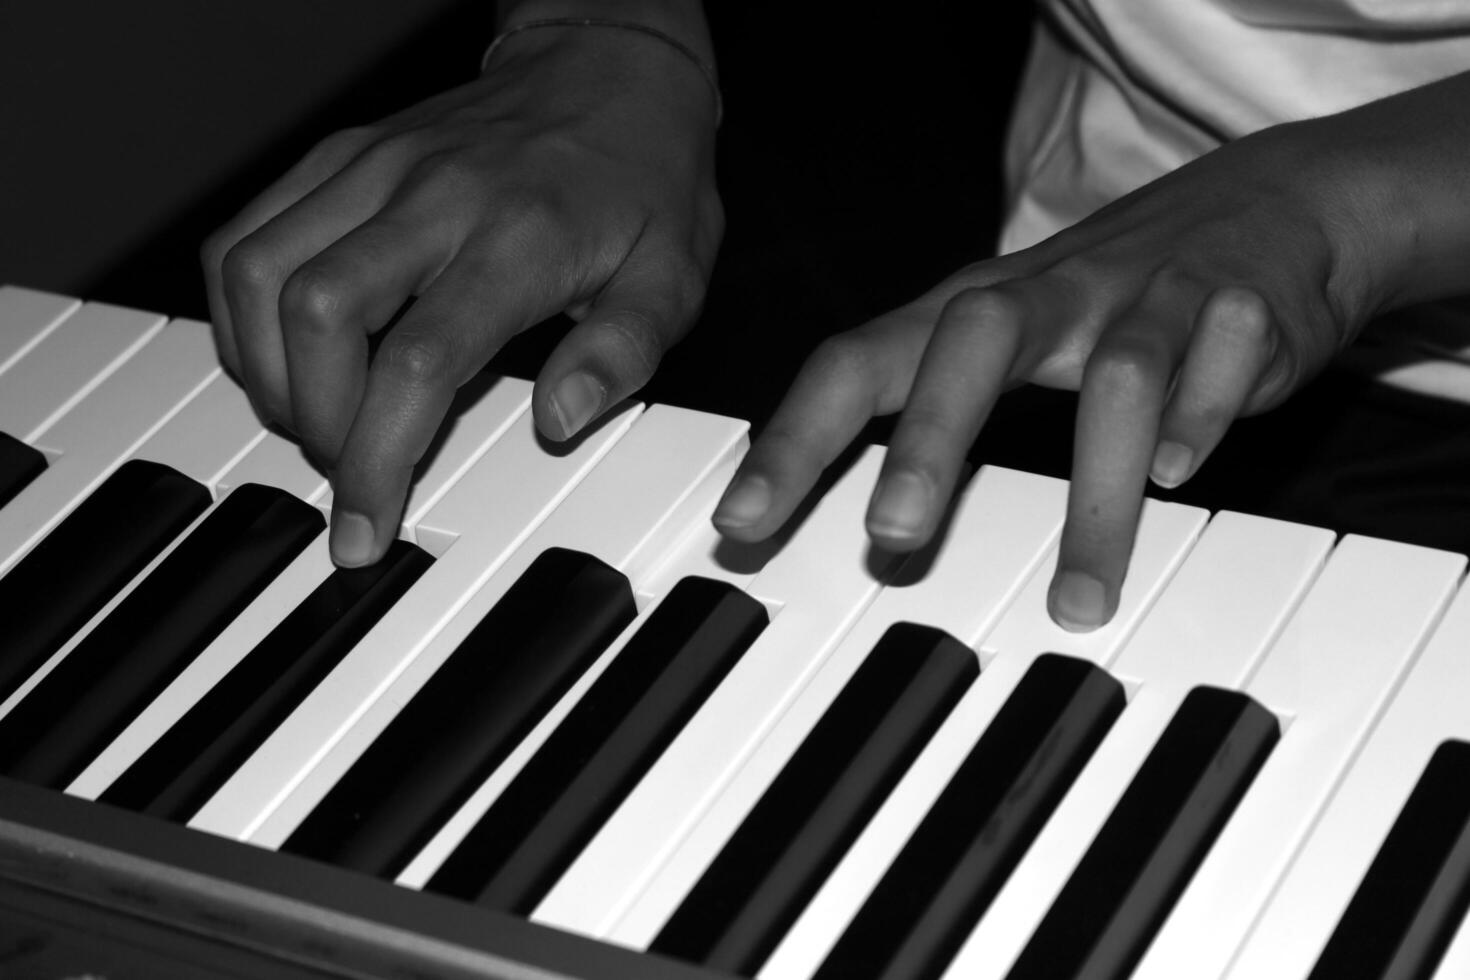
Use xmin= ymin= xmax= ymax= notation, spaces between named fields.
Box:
xmin=1148 ymin=263 xmax=1209 ymax=298
xmin=1087 ymin=331 xmax=1172 ymax=390
xmin=496 ymin=183 xmax=571 ymax=241
xmin=279 ymin=266 xmax=350 ymax=337
xmin=942 ymin=286 xmax=1021 ymax=326
xmin=221 ymin=239 xmax=284 ymax=295
xmin=381 ymin=329 xmax=456 ymax=387
xmin=312 ymin=125 xmax=377 ymax=162
xmin=1050 ymin=251 xmax=1116 ymax=289
xmin=414 ymin=147 xmax=480 ymax=193
xmin=199 ymin=228 xmax=235 ymax=275
xmin=1204 ymin=286 xmax=1272 ymax=341
xmin=806 ymin=333 xmax=875 ymax=387
xmin=1191 ymin=398 xmax=1237 ymax=432
xmin=352 ymin=130 xmax=428 ymax=179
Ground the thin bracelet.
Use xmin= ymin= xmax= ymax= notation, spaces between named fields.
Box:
xmin=481 ymin=17 xmax=723 ymax=128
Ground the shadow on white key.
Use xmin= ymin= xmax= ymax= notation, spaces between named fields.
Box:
xmin=1223 ymin=547 xmax=1468 ymax=980
xmin=0 ymin=286 xmax=80 ymax=375
xmin=67 ymin=374 xmax=533 ymax=801
xmin=758 ymin=495 xmax=1206 ymax=980
xmin=941 ymin=511 xmax=1334 ymax=980
xmin=532 ymin=446 xmax=902 ymax=941
xmin=597 ymin=465 xmax=1068 ymax=951
xmin=194 ymin=402 xmax=750 ymax=846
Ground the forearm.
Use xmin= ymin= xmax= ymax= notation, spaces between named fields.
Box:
xmin=1297 ymin=70 xmax=1470 ymax=316
xmin=495 ymin=0 xmax=715 ymax=67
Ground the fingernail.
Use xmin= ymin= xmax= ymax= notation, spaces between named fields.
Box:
xmin=867 ymin=469 xmax=931 ymax=543
xmin=713 ymin=475 xmax=771 ymax=529
xmin=550 ymin=371 xmax=605 ymax=440
xmin=1151 ymin=441 xmax=1194 ymax=489
xmin=1049 ymin=570 xmax=1108 ymax=632
xmin=330 ymin=510 xmax=376 ymax=567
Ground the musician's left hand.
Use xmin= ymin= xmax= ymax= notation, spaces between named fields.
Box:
xmin=712 ymin=106 xmax=1434 ymax=631
xmin=200 ymin=11 xmax=720 ymax=568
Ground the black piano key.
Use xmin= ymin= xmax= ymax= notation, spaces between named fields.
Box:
xmin=650 ymin=621 xmax=978 ymax=976
xmin=98 ymin=539 xmax=434 ymax=822
xmin=1308 ymin=739 xmax=1470 ymax=980
xmin=0 ymin=430 xmax=46 ymax=509
xmin=0 ymin=483 xmax=323 ymax=788
xmin=425 ymin=576 xmax=768 ymax=913
xmin=280 ymin=547 xmax=637 ymax=880
xmin=813 ymin=653 xmax=1125 ymax=980
xmin=1005 ymin=686 xmax=1280 ymax=980
xmin=0 ymin=458 xmax=209 ymax=705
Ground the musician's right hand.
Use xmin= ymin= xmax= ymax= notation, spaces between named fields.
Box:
xmin=200 ymin=4 xmax=721 ymax=569
xmin=709 ymin=102 xmax=1449 ymax=633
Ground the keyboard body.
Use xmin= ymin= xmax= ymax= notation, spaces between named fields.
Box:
xmin=2 ymin=285 xmax=1470 ymax=979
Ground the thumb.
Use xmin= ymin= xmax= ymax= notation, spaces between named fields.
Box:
xmin=532 ymin=241 xmax=704 ymax=440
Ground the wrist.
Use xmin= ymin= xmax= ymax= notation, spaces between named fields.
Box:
xmin=496 ymin=0 xmax=715 ymax=67
xmin=1249 ymin=118 xmax=1405 ymax=332
xmin=1295 ymin=73 xmax=1470 ymax=316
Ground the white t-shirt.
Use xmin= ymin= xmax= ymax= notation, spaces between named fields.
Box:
xmin=1000 ymin=0 xmax=1470 ymax=399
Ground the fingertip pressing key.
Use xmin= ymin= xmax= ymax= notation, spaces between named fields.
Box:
xmin=549 ymin=371 xmax=606 ymax=441
xmin=1150 ymin=440 xmax=1194 ymax=489
xmin=1048 ymin=569 xmax=1110 ymax=632
xmin=866 ymin=469 xmax=932 ymax=549
xmin=713 ymin=474 xmax=772 ymax=531
xmin=330 ymin=509 xmax=379 ymax=568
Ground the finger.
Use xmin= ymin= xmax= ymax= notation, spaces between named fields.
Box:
xmin=1150 ymin=286 xmax=1275 ymax=488
xmin=531 ymin=231 xmax=703 ymax=441
xmin=278 ymin=184 xmax=461 ymax=468
xmin=713 ymin=313 xmax=929 ymax=543
xmin=219 ymin=138 xmax=417 ymax=427
xmin=202 ymin=127 xmax=377 ymax=379
xmin=1051 ymin=307 xmax=1187 ymax=631
xmin=867 ymin=287 xmax=1023 ymax=551
xmin=327 ymin=233 xmax=571 ymax=567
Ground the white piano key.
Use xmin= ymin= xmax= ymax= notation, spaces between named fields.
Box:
xmin=979 ymin=498 xmax=1210 ymax=661
xmin=533 ymin=447 xmax=902 ymax=940
xmin=214 ymin=428 xmax=328 ymax=504
xmin=0 ymin=302 xmax=165 ymax=442
xmin=130 ymin=369 xmax=267 ymax=490
xmin=758 ymin=495 xmax=1207 ymax=980
xmin=70 ymin=376 xmax=532 ymax=801
xmin=195 ymin=403 xmax=749 ymax=846
xmin=0 ymin=319 xmax=226 ymax=578
xmin=316 ymin=372 xmax=530 ymax=552
xmin=1223 ymin=547 xmax=1470 ymax=980
xmin=944 ymin=511 xmax=1335 ymax=980
xmin=0 ymin=286 xmax=80 ymax=376
xmin=602 ymin=465 xmax=1068 ymax=949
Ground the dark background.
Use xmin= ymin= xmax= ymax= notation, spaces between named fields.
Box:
xmin=3 ymin=2 xmax=1466 ymax=548
xmin=0 ymin=1 xmax=1028 ymax=429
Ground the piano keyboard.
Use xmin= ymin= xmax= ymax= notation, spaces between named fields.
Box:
xmin=2 ymin=283 xmax=1470 ymax=979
